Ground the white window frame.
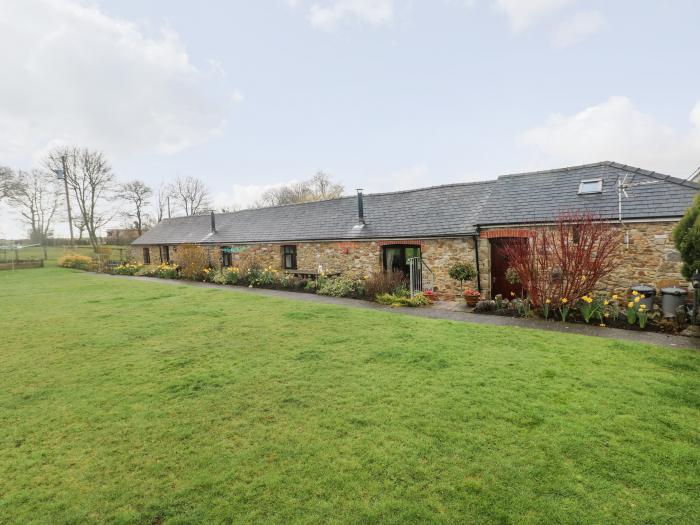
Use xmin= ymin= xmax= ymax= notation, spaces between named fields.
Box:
xmin=578 ymin=178 xmax=603 ymax=194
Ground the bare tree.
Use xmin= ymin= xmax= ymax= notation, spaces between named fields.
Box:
xmin=118 ymin=180 xmax=152 ymax=234
xmin=46 ymin=147 xmax=116 ymax=250
xmin=256 ymin=171 xmax=344 ymax=207
xmin=171 ymin=176 xmax=210 ymax=216
xmin=0 ymin=165 xmax=19 ymax=202
xmin=7 ymin=169 xmax=62 ymax=242
xmin=155 ymin=183 xmax=173 ymax=222
xmin=310 ymin=171 xmax=344 ymax=200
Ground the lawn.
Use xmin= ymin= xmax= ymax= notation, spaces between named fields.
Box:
xmin=1 ymin=267 xmax=698 ymax=524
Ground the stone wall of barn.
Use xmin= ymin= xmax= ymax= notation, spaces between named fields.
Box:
xmin=478 ymin=220 xmax=686 ymax=298
xmin=130 ymin=238 xmax=481 ymax=297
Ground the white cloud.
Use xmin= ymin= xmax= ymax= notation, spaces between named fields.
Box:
xmin=492 ymin=0 xmax=575 ymax=32
xmin=552 ymin=10 xmax=606 ymax=47
xmin=307 ymin=0 xmax=394 ymax=30
xmin=0 ymin=0 xmax=235 ymax=163
xmin=519 ymin=96 xmax=700 ymax=176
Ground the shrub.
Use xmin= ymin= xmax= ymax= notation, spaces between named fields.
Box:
xmin=136 ymin=265 xmax=158 ymax=277
xmin=503 ymin=212 xmax=619 ymax=307
xmin=156 ymin=263 xmax=178 ymax=279
xmin=112 ymin=263 xmax=141 ymax=276
xmin=176 ymin=244 xmax=210 ymax=281
xmin=505 ymin=266 xmax=520 ymax=285
xmin=448 ymin=262 xmax=476 ymax=286
xmin=376 ymin=292 xmax=430 ymax=307
xmin=673 ymin=192 xmax=700 ymax=279
xmin=316 ymin=275 xmax=361 ymax=297
xmin=58 ymin=254 xmax=93 ymax=270
xmin=246 ymin=266 xmax=278 ymax=287
xmin=364 ymin=270 xmax=407 ymax=299
xmin=222 ymin=267 xmax=240 ymax=285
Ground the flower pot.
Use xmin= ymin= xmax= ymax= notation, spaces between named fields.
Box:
xmin=465 ymin=296 xmax=479 ymax=307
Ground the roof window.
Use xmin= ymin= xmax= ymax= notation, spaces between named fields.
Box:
xmin=578 ymin=178 xmax=603 ymax=194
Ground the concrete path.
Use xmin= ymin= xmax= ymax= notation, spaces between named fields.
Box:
xmin=101 ymin=274 xmax=699 ymax=351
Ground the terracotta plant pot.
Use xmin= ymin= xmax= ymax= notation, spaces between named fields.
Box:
xmin=465 ymin=296 xmax=479 ymax=307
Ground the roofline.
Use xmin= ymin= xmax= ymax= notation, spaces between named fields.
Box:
xmin=497 ymin=160 xmax=698 ymax=189
xmin=132 ymin=231 xmax=479 ymax=246
xmin=478 ymin=215 xmax=684 ymax=228
xmin=156 ymin=179 xmax=496 ymax=223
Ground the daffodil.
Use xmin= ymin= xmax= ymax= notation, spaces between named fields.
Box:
xmin=627 ymin=301 xmax=634 ymax=308
xmin=561 ymin=298 xmax=568 ymax=304
xmin=632 ymin=290 xmax=639 ymax=296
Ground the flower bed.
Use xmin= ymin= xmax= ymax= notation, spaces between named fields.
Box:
xmin=473 ymin=291 xmax=690 ymax=334
xmin=85 ymin=262 xmax=431 ymax=307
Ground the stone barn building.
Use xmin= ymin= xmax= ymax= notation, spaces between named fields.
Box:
xmin=131 ymin=162 xmax=697 ymax=298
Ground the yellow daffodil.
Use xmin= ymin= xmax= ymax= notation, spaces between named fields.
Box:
xmin=632 ymin=290 xmax=639 ymax=296
xmin=603 ymin=300 xmax=609 ymax=306
xmin=634 ymin=296 xmax=641 ymax=303
xmin=627 ymin=301 xmax=634 ymax=308
xmin=510 ymin=291 xmax=515 ymax=297
xmin=545 ymin=299 xmax=551 ymax=304
xmin=561 ymin=298 xmax=568 ymax=304
xmin=612 ymin=294 xmax=619 ymax=300
xmin=639 ymin=304 xmax=647 ymax=310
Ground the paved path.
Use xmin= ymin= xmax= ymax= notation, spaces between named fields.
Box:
xmin=102 ymin=274 xmax=699 ymax=351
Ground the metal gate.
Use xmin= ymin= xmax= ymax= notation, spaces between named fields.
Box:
xmin=408 ymin=257 xmax=435 ymax=297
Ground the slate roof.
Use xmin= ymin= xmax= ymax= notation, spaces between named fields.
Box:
xmin=477 ymin=161 xmax=698 ymax=225
xmin=133 ymin=161 xmax=697 ymax=246
xmin=133 ymin=181 xmax=495 ymax=245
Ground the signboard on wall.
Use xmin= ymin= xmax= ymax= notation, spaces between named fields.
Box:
xmin=222 ymin=246 xmax=249 ymax=253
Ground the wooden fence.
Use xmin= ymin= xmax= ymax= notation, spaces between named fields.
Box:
xmin=0 ymin=260 xmax=44 ymax=271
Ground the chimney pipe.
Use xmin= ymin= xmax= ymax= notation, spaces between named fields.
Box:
xmin=356 ymin=189 xmax=365 ymax=224
xmin=210 ymin=210 xmax=216 ymax=233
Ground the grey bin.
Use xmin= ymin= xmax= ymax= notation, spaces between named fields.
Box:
xmin=631 ymin=285 xmax=656 ymax=310
xmin=661 ymin=287 xmax=687 ymax=318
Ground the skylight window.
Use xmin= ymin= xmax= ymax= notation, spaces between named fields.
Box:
xmin=578 ymin=178 xmax=603 ymax=194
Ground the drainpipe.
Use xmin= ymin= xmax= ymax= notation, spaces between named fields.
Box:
xmin=473 ymin=227 xmax=482 ymax=294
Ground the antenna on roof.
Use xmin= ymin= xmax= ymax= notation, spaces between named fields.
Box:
xmin=684 ymin=165 xmax=700 ymax=183
xmin=617 ymin=174 xmax=663 ymax=247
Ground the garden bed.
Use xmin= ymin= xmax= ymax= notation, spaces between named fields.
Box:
xmin=473 ymin=296 xmax=690 ymax=335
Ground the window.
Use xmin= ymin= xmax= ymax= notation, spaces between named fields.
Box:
xmin=221 ymin=247 xmax=233 ymax=267
xmin=578 ymin=178 xmax=603 ymax=194
xmin=283 ymin=245 xmax=297 ymax=270
xmin=162 ymin=245 xmax=170 ymax=263
xmin=143 ymin=248 xmax=150 ymax=264
xmin=382 ymin=244 xmax=421 ymax=274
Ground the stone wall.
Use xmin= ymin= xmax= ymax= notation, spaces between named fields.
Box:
xmin=129 ymin=221 xmax=683 ymax=298
xmin=603 ymin=222 xmax=686 ymax=292
xmin=478 ymin=220 xmax=686 ymax=298
xmin=130 ymin=238 xmax=481 ymax=297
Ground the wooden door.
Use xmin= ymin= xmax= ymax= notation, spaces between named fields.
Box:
xmin=490 ymin=239 xmax=524 ymax=298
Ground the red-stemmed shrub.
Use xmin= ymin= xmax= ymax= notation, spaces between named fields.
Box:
xmin=502 ymin=212 xmax=620 ymax=307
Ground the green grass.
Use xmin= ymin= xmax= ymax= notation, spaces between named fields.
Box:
xmin=1 ymin=267 xmax=698 ymax=524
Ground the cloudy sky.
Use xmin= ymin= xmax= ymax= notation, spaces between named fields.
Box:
xmin=1 ymin=0 xmax=699 ymax=238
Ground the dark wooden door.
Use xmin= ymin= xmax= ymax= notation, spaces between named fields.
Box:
xmin=490 ymin=239 xmax=524 ymax=298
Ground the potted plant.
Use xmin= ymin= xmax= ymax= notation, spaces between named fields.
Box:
xmin=448 ymin=262 xmax=477 ymax=291
xmin=463 ymin=288 xmax=481 ymax=306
